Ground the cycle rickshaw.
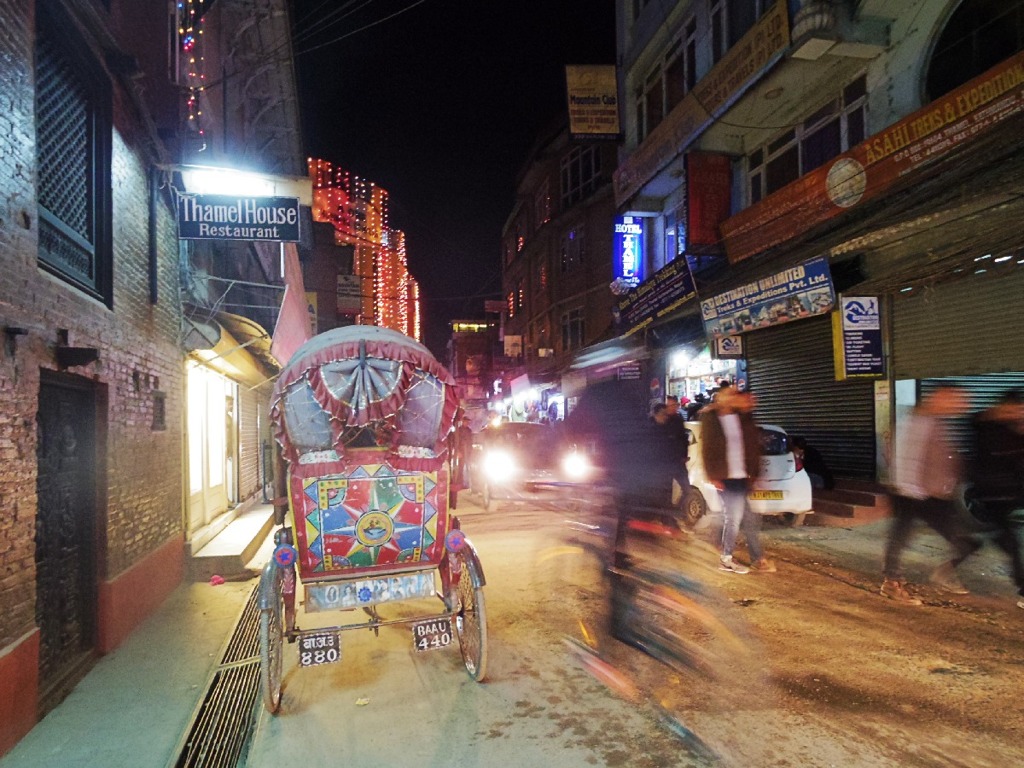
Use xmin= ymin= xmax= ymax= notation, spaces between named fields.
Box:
xmin=258 ymin=326 xmax=487 ymax=712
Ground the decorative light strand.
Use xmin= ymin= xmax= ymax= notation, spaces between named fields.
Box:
xmin=306 ymin=157 xmax=422 ymax=336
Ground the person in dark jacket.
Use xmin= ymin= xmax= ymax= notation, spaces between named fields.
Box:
xmin=791 ymin=436 xmax=834 ymax=490
xmin=663 ymin=396 xmax=691 ymax=501
xmin=969 ymin=390 xmax=1024 ymax=610
xmin=699 ymin=386 xmax=775 ymax=574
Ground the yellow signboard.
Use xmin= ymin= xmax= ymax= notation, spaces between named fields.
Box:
xmin=565 ymin=65 xmax=620 ymax=139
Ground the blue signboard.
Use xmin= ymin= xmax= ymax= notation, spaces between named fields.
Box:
xmin=612 ymin=215 xmax=645 ymax=293
xmin=700 ymin=256 xmax=835 ymax=337
xmin=615 ymin=257 xmax=697 ymax=336
xmin=834 ymin=296 xmax=884 ymax=379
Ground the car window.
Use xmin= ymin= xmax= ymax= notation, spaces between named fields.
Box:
xmin=758 ymin=427 xmax=790 ymax=456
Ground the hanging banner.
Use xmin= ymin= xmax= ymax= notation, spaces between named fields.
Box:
xmin=701 ymin=256 xmax=835 ymax=338
xmin=686 ymin=153 xmax=732 ymax=253
xmin=833 ymin=296 xmax=884 ymax=379
xmin=565 ymin=65 xmax=620 ymax=139
xmin=177 ymin=194 xmax=301 ymax=241
xmin=615 ymin=258 xmax=698 ymax=336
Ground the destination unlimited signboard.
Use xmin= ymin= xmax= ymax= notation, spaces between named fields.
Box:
xmin=177 ymin=194 xmax=301 ymax=242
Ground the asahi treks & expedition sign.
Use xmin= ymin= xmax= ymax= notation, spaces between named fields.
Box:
xmin=177 ymin=193 xmax=301 ymax=242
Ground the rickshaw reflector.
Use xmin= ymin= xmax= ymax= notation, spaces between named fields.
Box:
xmin=445 ymin=529 xmax=467 ymax=553
xmin=273 ymin=544 xmax=298 ymax=568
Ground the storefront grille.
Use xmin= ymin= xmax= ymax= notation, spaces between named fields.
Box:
xmin=745 ymin=315 xmax=876 ymax=478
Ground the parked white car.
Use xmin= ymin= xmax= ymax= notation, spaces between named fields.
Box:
xmin=680 ymin=421 xmax=814 ymax=526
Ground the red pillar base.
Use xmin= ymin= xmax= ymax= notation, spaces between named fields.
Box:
xmin=0 ymin=630 xmax=40 ymax=758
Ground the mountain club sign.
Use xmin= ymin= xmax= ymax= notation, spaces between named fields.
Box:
xmin=177 ymin=194 xmax=301 ymax=242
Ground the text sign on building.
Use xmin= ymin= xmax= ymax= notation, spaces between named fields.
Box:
xmin=616 ymin=257 xmax=698 ymax=337
xmin=565 ymin=65 xmax=620 ymax=140
xmin=612 ymin=215 xmax=645 ymax=293
xmin=701 ymin=256 xmax=835 ymax=338
xmin=722 ymin=51 xmax=1024 ymax=263
xmin=177 ymin=194 xmax=301 ymax=242
xmin=833 ymin=296 xmax=884 ymax=380
xmin=713 ymin=335 xmax=744 ymax=360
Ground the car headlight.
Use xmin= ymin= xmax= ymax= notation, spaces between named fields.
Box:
xmin=483 ymin=449 xmax=516 ymax=482
xmin=562 ymin=450 xmax=590 ymax=480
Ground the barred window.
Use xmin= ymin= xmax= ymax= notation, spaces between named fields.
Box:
xmin=35 ymin=4 xmax=112 ymax=304
xmin=560 ymin=145 xmax=602 ymax=208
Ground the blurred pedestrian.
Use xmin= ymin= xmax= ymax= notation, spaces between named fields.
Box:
xmin=882 ymin=386 xmax=982 ymax=605
xmin=663 ymin=395 xmax=691 ymax=507
xmin=699 ymin=386 xmax=776 ymax=574
xmin=969 ymin=389 xmax=1024 ymax=610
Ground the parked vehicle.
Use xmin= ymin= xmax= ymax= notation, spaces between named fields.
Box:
xmin=682 ymin=421 xmax=814 ymax=526
xmin=468 ymin=422 xmax=590 ymax=511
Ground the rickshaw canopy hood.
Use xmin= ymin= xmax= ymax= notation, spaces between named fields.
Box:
xmin=270 ymin=326 xmax=460 ymax=471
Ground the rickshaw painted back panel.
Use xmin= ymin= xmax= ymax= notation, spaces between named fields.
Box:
xmin=290 ymin=450 xmax=449 ymax=581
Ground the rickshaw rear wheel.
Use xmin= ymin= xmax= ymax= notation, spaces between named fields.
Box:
xmin=453 ymin=548 xmax=488 ymax=681
xmin=259 ymin=568 xmax=285 ymax=713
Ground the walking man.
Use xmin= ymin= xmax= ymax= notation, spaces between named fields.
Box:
xmin=663 ymin=395 xmax=691 ymax=508
xmin=882 ymin=385 xmax=981 ymax=605
xmin=969 ymin=389 xmax=1024 ymax=610
xmin=700 ymin=386 xmax=775 ymax=574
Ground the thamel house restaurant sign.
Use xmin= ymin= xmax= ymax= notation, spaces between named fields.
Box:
xmin=177 ymin=194 xmax=301 ymax=242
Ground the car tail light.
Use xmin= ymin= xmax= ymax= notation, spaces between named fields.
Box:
xmin=794 ymin=454 xmax=804 ymax=472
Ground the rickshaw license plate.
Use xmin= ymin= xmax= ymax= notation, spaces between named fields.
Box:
xmin=412 ymin=618 xmax=453 ymax=652
xmin=298 ymin=632 xmax=341 ymax=667
xmin=748 ymin=490 xmax=785 ymax=500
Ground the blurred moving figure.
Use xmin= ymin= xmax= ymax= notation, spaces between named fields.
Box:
xmin=699 ymin=386 xmax=776 ymax=574
xmin=969 ymin=389 xmax=1024 ymax=610
xmin=662 ymin=396 xmax=692 ymax=508
xmin=791 ymin=435 xmax=834 ymax=490
xmin=883 ymin=386 xmax=981 ymax=605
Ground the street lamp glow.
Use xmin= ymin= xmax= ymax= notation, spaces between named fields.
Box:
xmin=178 ymin=165 xmax=313 ymax=204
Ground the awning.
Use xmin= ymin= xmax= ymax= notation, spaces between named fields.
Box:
xmin=182 ymin=311 xmax=279 ymax=388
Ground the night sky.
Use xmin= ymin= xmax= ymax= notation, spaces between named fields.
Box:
xmin=292 ymin=0 xmax=617 ymax=355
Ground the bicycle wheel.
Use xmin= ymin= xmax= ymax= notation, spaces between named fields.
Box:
xmin=259 ymin=567 xmax=284 ymax=713
xmin=454 ymin=548 xmax=488 ymax=681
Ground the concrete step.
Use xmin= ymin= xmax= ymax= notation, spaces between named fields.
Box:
xmin=189 ymin=504 xmax=276 ymax=581
xmin=808 ymin=478 xmax=892 ymax=526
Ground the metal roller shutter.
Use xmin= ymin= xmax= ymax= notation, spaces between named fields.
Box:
xmin=745 ymin=315 xmax=876 ymax=478
xmin=238 ymin=387 xmax=261 ymax=500
xmin=920 ymin=373 xmax=1024 ymax=454
xmin=893 ymin=270 xmax=1024 ymax=380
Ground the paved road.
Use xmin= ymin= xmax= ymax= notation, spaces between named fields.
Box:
xmin=245 ymin=495 xmax=1024 ymax=768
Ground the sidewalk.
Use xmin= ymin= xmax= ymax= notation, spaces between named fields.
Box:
xmin=0 ymin=578 xmax=257 ymax=768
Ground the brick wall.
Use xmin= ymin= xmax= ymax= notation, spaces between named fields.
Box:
xmin=0 ymin=0 xmax=184 ymax=654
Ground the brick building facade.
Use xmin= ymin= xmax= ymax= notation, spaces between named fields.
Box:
xmin=0 ymin=0 xmax=184 ymax=754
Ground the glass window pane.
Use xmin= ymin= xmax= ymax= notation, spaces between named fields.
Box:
xmin=847 ymin=105 xmax=865 ymax=146
xmin=766 ymin=145 xmax=799 ymax=194
xmin=802 ymin=118 xmax=841 ymax=173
